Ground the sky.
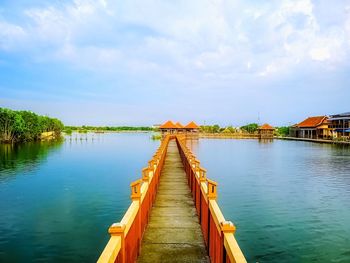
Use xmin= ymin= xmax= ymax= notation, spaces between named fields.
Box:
xmin=1 ymin=0 xmax=350 ymax=126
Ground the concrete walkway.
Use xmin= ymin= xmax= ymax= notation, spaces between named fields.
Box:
xmin=277 ymin=136 xmax=350 ymax=145
xmin=137 ymin=140 xmax=209 ymax=263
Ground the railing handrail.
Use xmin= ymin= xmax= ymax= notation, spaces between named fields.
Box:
xmin=175 ymin=134 xmax=247 ymax=263
xmin=97 ymin=135 xmax=171 ymax=263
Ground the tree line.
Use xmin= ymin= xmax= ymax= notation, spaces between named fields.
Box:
xmin=0 ymin=108 xmax=64 ymax=143
xmin=200 ymin=123 xmax=290 ymax=136
xmin=200 ymin=123 xmax=260 ymax=133
xmin=64 ymin=125 xmax=154 ymax=134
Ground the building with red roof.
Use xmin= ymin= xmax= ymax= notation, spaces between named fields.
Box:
xmin=175 ymin=122 xmax=184 ymax=128
xmin=159 ymin=121 xmax=177 ymax=134
xmin=158 ymin=120 xmax=199 ymax=135
xmin=258 ymin=123 xmax=275 ymax=139
xmin=159 ymin=120 xmax=177 ymax=129
xmin=290 ymin=116 xmax=333 ymax=139
xmin=184 ymin=122 xmax=200 ymax=133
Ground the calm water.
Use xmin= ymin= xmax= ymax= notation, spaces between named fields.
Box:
xmin=0 ymin=133 xmax=159 ymax=262
xmin=188 ymin=139 xmax=350 ymax=263
xmin=1 ymin=135 xmax=350 ymax=262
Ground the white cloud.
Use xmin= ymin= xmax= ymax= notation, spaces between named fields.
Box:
xmin=0 ymin=21 xmax=27 ymax=50
xmin=310 ymin=47 xmax=330 ymax=61
xmin=53 ymin=44 xmax=122 ymax=70
xmin=0 ymin=0 xmax=349 ymax=81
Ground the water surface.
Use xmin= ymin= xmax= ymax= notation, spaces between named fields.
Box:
xmin=2 ymin=135 xmax=350 ymax=263
xmin=188 ymin=139 xmax=350 ymax=263
xmin=0 ymin=133 xmax=158 ymax=262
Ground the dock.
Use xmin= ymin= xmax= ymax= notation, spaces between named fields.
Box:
xmin=277 ymin=136 xmax=350 ymax=145
xmin=137 ymin=140 xmax=208 ymax=262
xmin=98 ymin=135 xmax=246 ymax=263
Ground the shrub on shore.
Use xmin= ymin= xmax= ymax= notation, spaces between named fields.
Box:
xmin=0 ymin=108 xmax=64 ymax=143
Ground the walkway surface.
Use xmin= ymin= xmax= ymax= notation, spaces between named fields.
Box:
xmin=137 ymin=140 xmax=209 ymax=263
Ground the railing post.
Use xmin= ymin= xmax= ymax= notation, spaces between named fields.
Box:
xmin=221 ymin=221 xmax=236 ymax=262
xmin=195 ymin=159 xmax=200 ymax=173
xmin=142 ymin=167 xmax=152 ymax=220
xmin=188 ymin=156 xmax=194 ymax=188
xmin=198 ymin=167 xmax=206 ymax=223
xmin=148 ymin=160 xmax=154 ymax=174
xmin=207 ymin=179 xmax=218 ymax=257
xmin=221 ymin=221 xmax=236 ymax=234
xmin=130 ymin=179 xmax=142 ymax=255
xmin=108 ymin=223 xmax=126 ymax=263
xmin=142 ymin=167 xmax=149 ymax=182
xmin=153 ymin=154 xmax=159 ymax=166
xmin=207 ymin=179 xmax=217 ymax=200
xmin=199 ymin=167 xmax=207 ymax=182
xmin=130 ymin=179 xmax=142 ymax=201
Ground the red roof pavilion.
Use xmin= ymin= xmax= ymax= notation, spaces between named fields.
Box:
xmin=184 ymin=121 xmax=199 ymax=129
xmin=159 ymin=120 xmax=177 ymax=129
xmin=258 ymin=123 xmax=274 ymax=130
xmin=175 ymin=122 xmax=184 ymax=128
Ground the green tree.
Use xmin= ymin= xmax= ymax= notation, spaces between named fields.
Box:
xmin=240 ymin=123 xmax=259 ymax=133
xmin=0 ymin=108 xmax=25 ymax=142
xmin=0 ymin=107 xmax=64 ymax=143
xmin=276 ymin=126 xmax=290 ymax=137
xmin=18 ymin=111 xmax=41 ymax=141
xmin=212 ymin=124 xmax=220 ymax=133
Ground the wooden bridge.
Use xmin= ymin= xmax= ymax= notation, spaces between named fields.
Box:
xmin=98 ymin=135 xmax=246 ymax=263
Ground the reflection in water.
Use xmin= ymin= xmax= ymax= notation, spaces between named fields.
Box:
xmin=0 ymin=139 xmax=63 ymax=180
xmin=190 ymin=139 xmax=350 ymax=263
xmin=2 ymin=135 xmax=350 ymax=263
xmin=258 ymin=138 xmax=273 ymax=144
xmin=0 ymin=133 xmax=158 ymax=263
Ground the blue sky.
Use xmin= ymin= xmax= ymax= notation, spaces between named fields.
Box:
xmin=1 ymin=0 xmax=350 ymax=126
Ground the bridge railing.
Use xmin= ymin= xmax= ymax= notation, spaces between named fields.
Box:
xmin=175 ymin=135 xmax=247 ymax=263
xmin=97 ymin=135 xmax=171 ymax=263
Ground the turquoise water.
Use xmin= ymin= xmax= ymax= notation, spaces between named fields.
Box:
xmin=0 ymin=133 xmax=159 ymax=262
xmin=188 ymin=139 xmax=350 ymax=263
xmin=1 ymin=135 xmax=350 ymax=262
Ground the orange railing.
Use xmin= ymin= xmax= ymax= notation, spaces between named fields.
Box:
xmin=175 ymin=135 xmax=247 ymax=263
xmin=98 ymin=134 xmax=246 ymax=263
xmin=97 ymin=135 xmax=171 ymax=263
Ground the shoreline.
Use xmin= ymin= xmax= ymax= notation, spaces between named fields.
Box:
xmin=276 ymin=137 xmax=350 ymax=145
xmin=64 ymin=130 xmax=153 ymax=134
xmin=196 ymin=133 xmax=350 ymax=146
xmin=198 ymin=133 xmax=259 ymax=139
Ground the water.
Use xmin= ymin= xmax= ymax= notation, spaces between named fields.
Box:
xmin=0 ymin=133 xmax=159 ymax=262
xmin=188 ymin=139 xmax=350 ymax=263
xmin=1 ymin=135 xmax=350 ymax=262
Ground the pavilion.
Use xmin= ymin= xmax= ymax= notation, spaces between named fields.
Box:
xmin=258 ymin=124 xmax=275 ymax=139
xmin=158 ymin=121 xmax=200 ymax=134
